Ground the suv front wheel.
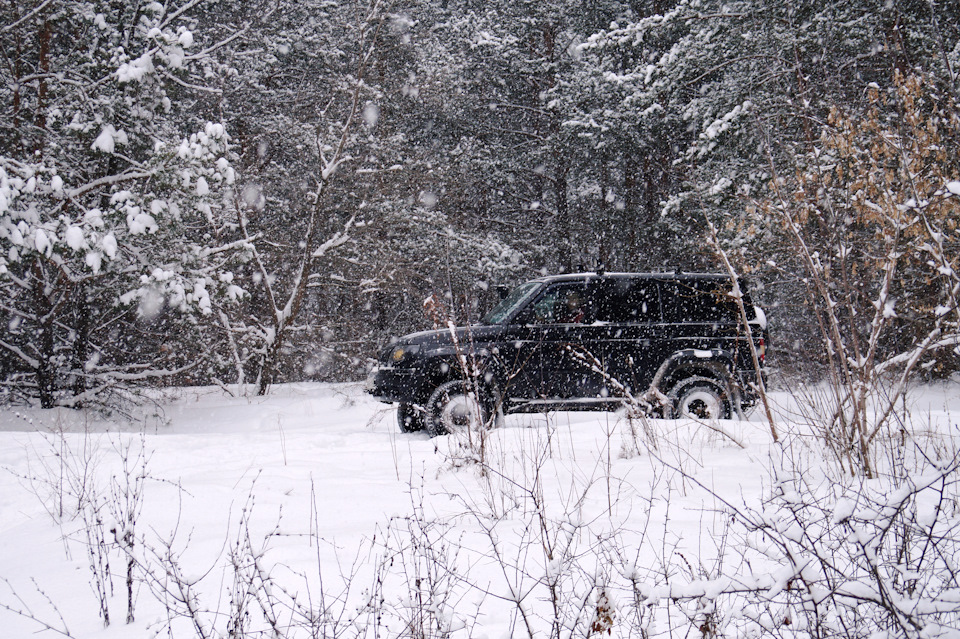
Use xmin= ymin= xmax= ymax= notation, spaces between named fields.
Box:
xmin=425 ymin=380 xmax=490 ymax=437
xmin=424 ymin=379 xmax=506 ymax=437
xmin=668 ymin=376 xmax=732 ymax=420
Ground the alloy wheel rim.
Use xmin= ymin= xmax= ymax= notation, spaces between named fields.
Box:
xmin=681 ymin=390 xmax=721 ymax=420
xmin=440 ymin=393 xmax=483 ymax=430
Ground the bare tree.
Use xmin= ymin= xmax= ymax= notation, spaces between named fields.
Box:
xmin=229 ymin=0 xmax=392 ymax=395
xmin=760 ymin=73 xmax=960 ymax=476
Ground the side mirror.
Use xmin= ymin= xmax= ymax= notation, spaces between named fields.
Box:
xmin=495 ymin=285 xmax=510 ymax=300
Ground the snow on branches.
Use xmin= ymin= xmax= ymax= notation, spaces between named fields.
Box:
xmin=762 ymin=72 xmax=960 ymax=475
xmin=0 ymin=0 xmax=249 ymax=407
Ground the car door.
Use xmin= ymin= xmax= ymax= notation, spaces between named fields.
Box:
xmin=596 ymin=278 xmax=663 ymax=397
xmin=509 ymin=280 xmax=608 ymax=401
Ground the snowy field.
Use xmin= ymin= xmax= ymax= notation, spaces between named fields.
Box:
xmin=1 ymin=381 xmax=959 ymax=638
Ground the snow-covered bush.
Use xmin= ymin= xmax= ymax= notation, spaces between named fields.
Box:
xmin=650 ymin=447 xmax=960 ymax=638
xmin=0 ymin=2 xmax=250 ymax=407
xmin=760 ymin=74 xmax=960 ymax=475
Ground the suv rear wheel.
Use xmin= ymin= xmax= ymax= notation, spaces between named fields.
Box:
xmin=669 ymin=376 xmax=732 ymax=420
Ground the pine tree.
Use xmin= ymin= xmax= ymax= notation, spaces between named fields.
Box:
xmin=0 ymin=1 xmax=248 ymax=406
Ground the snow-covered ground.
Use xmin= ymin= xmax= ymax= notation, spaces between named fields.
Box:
xmin=1 ymin=381 xmax=959 ymax=638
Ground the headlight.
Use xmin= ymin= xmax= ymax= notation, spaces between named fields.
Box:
xmin=389 ymin=344 xmax=420 ymax=363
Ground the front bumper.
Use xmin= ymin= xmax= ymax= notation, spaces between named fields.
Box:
xmin=365 ymin=366 xmax=422 ymax=404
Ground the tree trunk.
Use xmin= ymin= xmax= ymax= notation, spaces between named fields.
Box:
xmin=32 ymin=263 xmax=57 ymax=408
xmin=35 ymin=19 xmax=50 ymax=134
xmin=71 ymin=283 xmax=90 ymax=401
xmin=554 ymin=152 xmax=571 ymax=272
xmin=257 ymin=330 xmax=286 ymax=395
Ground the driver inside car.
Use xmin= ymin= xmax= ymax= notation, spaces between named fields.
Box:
xmin=558 ymin=290 xmax=585 ymax=323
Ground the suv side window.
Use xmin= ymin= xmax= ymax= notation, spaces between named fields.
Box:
xmin=660 ymin=279 xmax=740 ymax=323
xmin=520 ymin=282 xmax=598 ymax=325
xmin=598 ymin=279 xmax=660 ymax=323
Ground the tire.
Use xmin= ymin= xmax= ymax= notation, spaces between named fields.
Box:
xmin=668 ymin=376 xmax=732 ymax=420
xmin=424 ymin=380 xmax=491 ymax=437
xmin=396 ymin=402 xmax=425 ymax=433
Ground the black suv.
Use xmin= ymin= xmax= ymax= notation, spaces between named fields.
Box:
xmin=367 ymin=272 xmax=767 ymax=436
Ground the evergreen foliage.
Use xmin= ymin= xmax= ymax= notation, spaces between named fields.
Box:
xmin=0 ymin=0 xmax=957 ymax=403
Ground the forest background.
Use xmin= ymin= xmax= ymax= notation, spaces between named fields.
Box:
xmin=2 ymin=0 xmax=959 ymax=408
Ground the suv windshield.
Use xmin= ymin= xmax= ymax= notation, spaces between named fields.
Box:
xmin=481 ymin=281 xmax=542 ymax=325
